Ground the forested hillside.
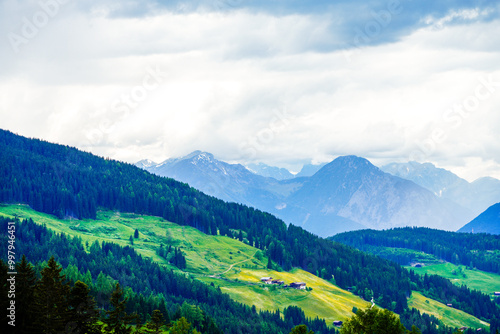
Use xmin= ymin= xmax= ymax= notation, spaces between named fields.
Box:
xmin=0 ymin=216 xmax=336 ymax=334
xmin=2 ymin=130 xmax=500 ymax=333
xmin=0 ymin=129 xmax=411 ymax=311
xmin=331 ymin=227 xmax=500 ymax=274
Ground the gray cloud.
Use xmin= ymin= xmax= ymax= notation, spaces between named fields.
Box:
xmin=1 ymin=0 xmax=500 ymax=181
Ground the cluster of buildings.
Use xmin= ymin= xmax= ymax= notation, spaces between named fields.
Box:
xmin=260 ymin=277 xmax=306 ymax=289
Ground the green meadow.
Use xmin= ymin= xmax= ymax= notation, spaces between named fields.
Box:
xmin=0 ymin=204 xmax=492 ymax=329
xmin=408 ymin=291 xmax=489 ymax=330
xmin=406 ymin=262 xmax=500 ymax=296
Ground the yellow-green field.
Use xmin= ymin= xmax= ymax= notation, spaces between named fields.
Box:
xmin=200 ymin=267 xmax=371 ymax=324
xmin=408 ymin=292 xmax=489 ymax=330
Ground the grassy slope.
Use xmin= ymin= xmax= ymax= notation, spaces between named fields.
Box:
xmin=0 ymin=204 xmax=368 ymax=323
xmin=408 ymin=292 xmax=489 ymax=330
xmin=209 ymin=268 xmax=371 ymax=324
xmin=0 ymin=204 xmax=266 ymax=274
xmin=406 ymin=262 xmax=500 ymax=296
xmin=1 ymin=204 xmax=491 ymax=327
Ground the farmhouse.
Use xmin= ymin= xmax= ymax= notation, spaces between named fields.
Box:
xmin=289 ymin=282 xmax=306 ymax=289
xmin=261 ymin=277 xmax=273 ymax=284
xmin=494 ymin=292 xmax=500 ymax=296
xmin=333 ymin=321 xmax=343 ymax=327
xmin=272 ymin=279 xmax=284 ymax=285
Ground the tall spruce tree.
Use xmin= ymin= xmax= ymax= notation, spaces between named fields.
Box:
xmin=33 ymin=256 xmax=71 ymax=333
xmin=69 ymin=280 xmax=102 ymax=334
xmin=16 ymin=255 xmax=37 ymax=334
xmin=104 ymin=282 xmax=139 ymax=334
xmin=144 ymin=309 xmax=166 ymax=334
xmin=1 ymin=259 xmax=9 ymax=334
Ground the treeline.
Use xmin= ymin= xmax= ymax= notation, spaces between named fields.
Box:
xmin=0 ymin=216 xmax=337 ymax=334
xmin=1 ymin=130 xmax=499 ymax=327
xmin=331 ymin=227 xmax=500 ymax=274
xmin=1 ymin=254 xmax=218 ymax=333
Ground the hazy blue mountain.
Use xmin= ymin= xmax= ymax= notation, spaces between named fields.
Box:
xmin=381 ymin=162 xmax=500 ymax=216
xmin=139 ymin=151 xmax=289 ymax=213
xmin=458 ymin=203 xmax=500 ymax=235
xmin=280 ymin=156 xmax=473 ymax=233
xmin=295 ymin=162 xmax=327 ymax=178
xmin=246 ymin=162 xmax=294 ymax=180
xmin=138 ymin=154 xmax=474 ymax=237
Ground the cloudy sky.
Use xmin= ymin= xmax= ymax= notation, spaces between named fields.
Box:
xmin=1 ymin=0 xmax=500 ymax=180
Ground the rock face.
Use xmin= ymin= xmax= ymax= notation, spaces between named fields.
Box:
xmin=138 ymin=153 xmax=474 ymax=237
xmin=458 ymin=203 xmax=500 ymax=235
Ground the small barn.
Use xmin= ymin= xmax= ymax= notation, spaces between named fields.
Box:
xmin=333 ymin=321 xmax=343 ymax=327
xmin=289 ymin=282 xmax=306 ymax=289
xmin=261 ymin=277 xmax=273 ymax=284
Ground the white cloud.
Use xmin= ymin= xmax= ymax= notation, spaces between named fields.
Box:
xmin=0 ymin=4 xmax=499 ymax=181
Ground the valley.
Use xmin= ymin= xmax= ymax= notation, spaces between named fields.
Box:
xmin=1 ymin=203 xmax=494 ymax=331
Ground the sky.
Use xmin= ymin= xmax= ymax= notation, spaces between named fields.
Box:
xmin=1 ymin=0 xmax=500 ymax=181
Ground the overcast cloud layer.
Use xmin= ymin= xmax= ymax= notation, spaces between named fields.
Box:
xmin=1 ymin=0 xmax=500 ymax=180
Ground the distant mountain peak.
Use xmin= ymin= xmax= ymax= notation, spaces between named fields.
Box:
xmin=246 ymin=162 xmax=293 ymax=180
xmin=135 ymin=159 xmax=158 ymax=169
xmin=318 ymin=155 xmax=380 ymax=176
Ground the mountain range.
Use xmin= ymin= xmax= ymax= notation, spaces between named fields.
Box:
xmin=381 ymin=161 xmax=500 ymax=217
xmin=137 ymin=152 xmax=486 ymax=236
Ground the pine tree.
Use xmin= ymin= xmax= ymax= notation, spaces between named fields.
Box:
xmin=104 ymin=282 xmax=139 ymax=334
xmin=33 ymin=256 xmax=72 ymax=333
xmin=144 ymin=309 xmax=166 ymax=333
xmin=267 ymin=257 xmax=273 ymax=270
xmin=16 ymin=255 xmax=37 ymax=333
xmin=134 ymin=228 xmax=139 ymax=238
xmin=170 ymin=317 xmax=200 ymax=334
xmin=69 ymin=280 xmax=102 ymax=334
xmin=1 ymin=259 xmax=10 ymax=334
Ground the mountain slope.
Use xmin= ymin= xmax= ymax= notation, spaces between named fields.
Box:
xmin=382 ymin=161 xmax=500 ymax=216
xmin=282 ymin=156 xmax=472 ymax=234
xmin=458 ymin=202 xmax=500 ymax=234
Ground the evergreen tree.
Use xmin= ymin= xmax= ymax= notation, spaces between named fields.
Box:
xmin=104 ymin=282 xmax=139 ymax=334
xmin=33 ymin=256 xmax=71 ymax=333
xmin=267 ymin=256 xmax=273 ymax=270
xmin=340 ymin=307 xmax=407 ymax=334
xmin=1 ymin=259 xmax=9 ymax=334
xmin=16 ymin=255 xmax=37 ymax=333
xmin=170 ymin=317 xmax=200 ymax=334
xmin=69 ymin=280 xmax=102 ymax=334
xmin=144 ymin=309 xmax=166 ymax=333
xmin=134 ymin=229 xmax=140 ymax=238
xmin=289 ymin=324 xmax=315 ymax=334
